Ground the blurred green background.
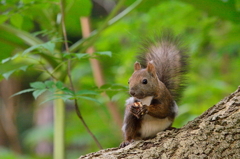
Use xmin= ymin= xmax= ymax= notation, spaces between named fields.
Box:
xmin=0 ymin=0 xmax=240 ymax=158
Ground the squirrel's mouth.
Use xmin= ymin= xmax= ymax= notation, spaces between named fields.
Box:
xmin=133 ymin=94 xmax=145 ymax=99
xmin=129 ymin=90 xmax=149 ymax=99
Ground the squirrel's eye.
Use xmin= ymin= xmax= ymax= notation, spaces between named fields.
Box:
xmin=128 ymin=81 xmax=130 ymax=84
xmin=142 ymin=79 xmax=148 ymax=84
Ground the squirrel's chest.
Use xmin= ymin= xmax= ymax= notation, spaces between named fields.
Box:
xmin=140 ymin=115 xmax=172 ymax=139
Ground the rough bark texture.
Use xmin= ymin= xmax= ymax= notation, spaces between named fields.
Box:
xmin=79 ymin=86 xmax=240 ymax=159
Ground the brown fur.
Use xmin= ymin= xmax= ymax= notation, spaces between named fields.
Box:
xmin=120 ymin=32 xmax=188 ymax=148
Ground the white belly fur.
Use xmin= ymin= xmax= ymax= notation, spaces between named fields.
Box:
xmin=140 ymin=115 xmax=172 ymax=139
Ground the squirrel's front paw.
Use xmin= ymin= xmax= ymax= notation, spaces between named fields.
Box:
xmin=119 ymin=139 xmax=135 ymax=148
xmin=130 ymin=102 xmax=148 ymax=119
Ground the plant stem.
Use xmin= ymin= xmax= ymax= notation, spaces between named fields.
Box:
xmin=60 ymin=0 xmax=103 ymax=150
xmin=53 ymin=96 xmax=65 ymax=159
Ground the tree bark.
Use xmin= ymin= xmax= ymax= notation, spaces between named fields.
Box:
xmin=79 ymin=86 xmax=240 ymax=159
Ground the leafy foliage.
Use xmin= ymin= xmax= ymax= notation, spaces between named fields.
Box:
xmin=0 ymin=0 xmax=240 ymax=158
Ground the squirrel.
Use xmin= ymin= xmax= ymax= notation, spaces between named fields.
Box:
xmin=120 ymin=32 xmax=188 ymax=148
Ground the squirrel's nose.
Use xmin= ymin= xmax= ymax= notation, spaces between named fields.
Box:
xmin=130 ymin=91 xmax=135 ymax=96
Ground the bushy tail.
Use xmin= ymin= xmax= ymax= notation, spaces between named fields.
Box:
xmin=137 ymin=32 xmax=188 ymax=101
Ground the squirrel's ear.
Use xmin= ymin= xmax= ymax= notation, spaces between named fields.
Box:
xmin=147 ymin=61 xmax=157 ymax=77
xmin=134 ymin=62 xmax=141 ymax=71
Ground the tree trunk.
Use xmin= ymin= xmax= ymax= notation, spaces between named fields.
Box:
xmin=79 ymin=86 xmax=240 ymax=159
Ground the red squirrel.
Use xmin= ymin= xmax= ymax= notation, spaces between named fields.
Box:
xmin=120 ymin=33 xmax=188 ymax=148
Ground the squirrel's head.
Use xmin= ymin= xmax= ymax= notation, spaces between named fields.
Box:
xmin=128 ymin=61 xmax=160 ymax=99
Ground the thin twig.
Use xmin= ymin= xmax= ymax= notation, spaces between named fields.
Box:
xmin=60 ymin=0 xmax=103 ymax=149
xmin=39 ymin=61 xmax=58 ymax=80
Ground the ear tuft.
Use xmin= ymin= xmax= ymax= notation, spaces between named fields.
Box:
xmin=134 ymin=62 xmax=141 ymax=71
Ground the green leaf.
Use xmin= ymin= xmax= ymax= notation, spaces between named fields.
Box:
xmin=76 ymin=90 xmax=98 ymax=95
xmin=41 ymin=41 xmax=55 ymax=53
xmin=22 ymin=41 xmax=55 ymax=55
xmin=63 ymin=53 xmax=91 ymax=60
xmin=33 ymin=89 xmax=47 ymax=99
xmin=1 ymin=57 xmax=12 ymax=64
xmin=79 ymin=0 xmax=92 ymax=16
xmin=30 ymin=82 xmax=46 ymax=89
xmin=181 ymin=0 xmax=240 ymax=23
xmin=19 ymin=65 xmax=29 ymax=71
xmin=52 ymin=94 xmax=73 ymax=100
xmin=236 ymin=0 xmax=240 ymax=11
xmin=111 ymin=84 xmax=128 ymax=90
xmin=0 ymin=15 xmax=8 ymax=24
xmin=94 ymin=51 xmax=112 ymax=57
xmin=2 ymin=70 xmax=15 ymax=80
xmin=62 ymin=88 xmax=74 ymax=95
xmin=78 ymin=96 xmax=100 ymax=104
xmin=10 ymin=88 xmax=35 ymax=98
xmin=75 ymin=53 xmax=90 ymax=59
xmin=105 ymin=91 xmax=117 ymax=99
xmin=39 ymin=93 xmax=73 ymax=105
xmin=45 ymin=81 xmax=54 ymax=88
xmin=40 ymin=96 xmax=60 ymax=105
xmin=55 ymin=94 xmax=73 ymax=101
xmin=10 ymin=14 xmax=23 ymax=28
xmin=23 ymin=44 xmax=42 ymax=55
xmin=67 ymin=0 xmax=92 ymax=17
xmin=100 ymin=84 xmax=112 ymax=89
xmin=1 ymin=54 xmax=19 ymax=63
xmin=125 ymin=0 xmax=160 ymax=12
xmin=2 ymin=65 xmax=30 ymax=79
xmin=56 ymin=81 xmax=64 ymax=89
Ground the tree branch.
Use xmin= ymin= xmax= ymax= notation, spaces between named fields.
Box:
xmin=79 ymin=86 xmax=240 ymax=158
